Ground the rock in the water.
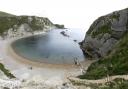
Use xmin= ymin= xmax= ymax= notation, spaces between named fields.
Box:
xmin=60 ymin=31 xmax=69 ymax=37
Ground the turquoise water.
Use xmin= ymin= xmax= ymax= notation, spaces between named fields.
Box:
xmin=12 ymin=29 xmax=86 ymax=64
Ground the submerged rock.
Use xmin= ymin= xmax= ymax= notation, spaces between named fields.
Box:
xmin=73 ymin=40 xmax=77 ymax=42
xmin=60 ymin=31 xmax=69 ymax=37
xmin=81 ymin=8 xmax=128 ymax=58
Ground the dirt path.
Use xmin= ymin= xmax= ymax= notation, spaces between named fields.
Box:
xmin=68 ymin=75 xmax=128 ymax=84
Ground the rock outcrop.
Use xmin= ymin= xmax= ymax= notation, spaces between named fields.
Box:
xmin=81 ymin=8 xmax=128 ymax=58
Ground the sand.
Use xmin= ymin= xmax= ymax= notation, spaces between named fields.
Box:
xmin=0 ymin=32 xmax=94 ymax=87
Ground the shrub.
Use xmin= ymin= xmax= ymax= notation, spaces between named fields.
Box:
xmin=0 ymin=63 xmax=15 ymax=78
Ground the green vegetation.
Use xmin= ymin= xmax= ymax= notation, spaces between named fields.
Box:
xmin=86 ymin=16 xmax=105 ymax=35
xmin=29 ymin=16 xmax=44 ymax=31
xmin=0 ymin=11 xmax=54 ymax=36
xmin=86 ymin=26 xmax=94 ymax=35
xmin=86 ymin=13 xmax=120 ymax=38
xmin=126 ymin=21 xmax=128 ymax=29
xmin=0 ymin=17 xmax=18 ymax=35
xmin=96 ymin=78 xmax=128 ymax=89
xmin=0 ymin=16 xmax=51 ymax=35
xmin=110 ymin=13 xmax=120 ymax=21
xmin=91 ymin=24 xmax=112 ymax=38
xmin=89 ymin=78 xmax=128 ymax=89
xmin=79 ymin=33 xmax=128 ymax=79
xmin=0 ymin=11 xmax=15 ymax=17
xmin=0 ymin=63 xmax=15 ymax=78
xmin=54 ymin=24 xmax=64 ymax=29
xmin=71 ymin=78 xmax=128 ymax=89
xmin=86 ymin=16 xmax=112 ymax=38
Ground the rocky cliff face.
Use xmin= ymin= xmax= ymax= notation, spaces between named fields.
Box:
xmin=0 ymin=14 xmax=61 ymax=39
xmin=81 ymin=8 xmax=128 ymax=58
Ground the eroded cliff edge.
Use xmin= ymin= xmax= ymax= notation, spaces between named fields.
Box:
xmin=0 ymin=11 xmax=64 ymax=39
xmin=80 ymin=8 xmax=128 ymax=58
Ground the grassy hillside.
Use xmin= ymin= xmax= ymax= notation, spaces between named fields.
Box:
xmin=0 ymin=11 xmax=15 ymax=17
xmin=79 ymin=32 xmax=128 ymax=79
xmin=0 ymin=16 xmax=54 ymax=36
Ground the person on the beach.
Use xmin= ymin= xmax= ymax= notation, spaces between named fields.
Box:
xmin=74 ymin=58 xmax=80 ymax=66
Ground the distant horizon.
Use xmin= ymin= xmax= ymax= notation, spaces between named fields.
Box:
xmin=0 ymin=0 xmax=128 ymax=30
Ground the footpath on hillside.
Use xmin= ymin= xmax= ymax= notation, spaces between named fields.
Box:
xmin=68 ymin=75 xmax=128 ymax=84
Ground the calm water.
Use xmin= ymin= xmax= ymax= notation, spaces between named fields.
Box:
xmin=12 ymin=29 xmax=86 ymax=64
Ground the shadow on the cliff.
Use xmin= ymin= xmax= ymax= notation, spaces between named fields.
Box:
xmin=78 ymin=41 xmax=98 ymax=60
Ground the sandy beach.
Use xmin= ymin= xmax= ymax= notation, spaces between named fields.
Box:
xmin=8 ymin=41 xmax=79 ymax=69
xmin=0 ymin=32 xmax=94 ymax=87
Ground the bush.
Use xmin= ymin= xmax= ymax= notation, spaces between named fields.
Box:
xmin=0 ymin=63 xmax=15 ymax=78
xmin=91 ymin=24 xmax=112 ymax=38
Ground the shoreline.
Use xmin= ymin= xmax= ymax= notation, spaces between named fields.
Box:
xmin=0 ymin=29 xmax=95 ymax=87
xmin=8 ymin=40 xmax=94 ymax=69
xmin=7 ymin=29 xmax=93 ymax=69
xmin=8 ymin=42 xmax=78 ymax=69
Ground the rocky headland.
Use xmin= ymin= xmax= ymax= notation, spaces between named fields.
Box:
xmin=0 ymin=11 xmax=65 ymax=40
xmin=77 ymin=8 xmax=128 ymax=89
xmin=81 ymin=8 xmax=128 ymax=58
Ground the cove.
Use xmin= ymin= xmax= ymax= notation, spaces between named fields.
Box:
xmin=11 ymin=29 xmax=86 ymax=65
